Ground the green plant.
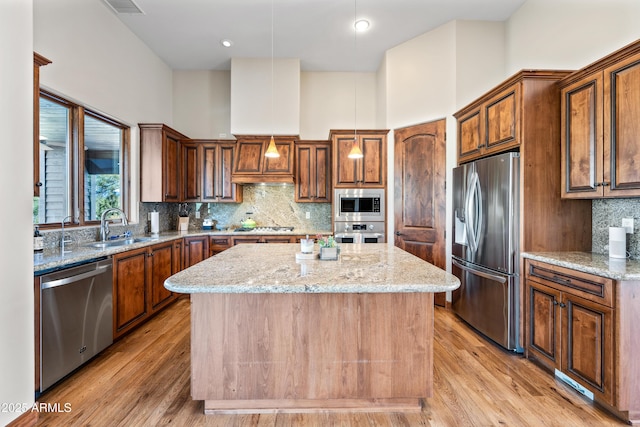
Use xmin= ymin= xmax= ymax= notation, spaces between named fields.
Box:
xmin=316 ymin=234 xmax=336 ymax=248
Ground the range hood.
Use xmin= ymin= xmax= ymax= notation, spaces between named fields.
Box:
xmin=231 ymin=135 xmax=296 ymax=184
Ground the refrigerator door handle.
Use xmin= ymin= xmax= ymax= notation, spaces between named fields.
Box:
xmin=465 ymin=172 xmax=482 ymax=252
xmin=452 ymin=258 xmax=507 ymax=284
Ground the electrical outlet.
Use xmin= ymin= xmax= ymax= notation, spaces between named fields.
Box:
xmin=305 ymin=212 xmax=311 ymax=219
xmin=195 ymin=211 xmax=200 ymax=219
xmin=622 ymin=217 xmax=634 ymax=234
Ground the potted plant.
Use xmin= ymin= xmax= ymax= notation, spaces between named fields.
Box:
xmin=316 ymin=234 xmax=338 ymax=260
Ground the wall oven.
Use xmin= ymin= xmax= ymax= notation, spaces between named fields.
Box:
xmin=334 ymin=189 xmax=385 ymax=243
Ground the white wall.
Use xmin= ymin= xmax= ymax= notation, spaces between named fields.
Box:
xmin=300 ymin=71 xmax=377 ymax=140
xmin=34 ymin=0 xmax=174 ymax=222
xmin=173 ymin=70 xmax=231 ymax=139
xmin=0 ymin=0 xmax=35 ymax=424
xmin=506 ymin=0 xmax=640 ymax=73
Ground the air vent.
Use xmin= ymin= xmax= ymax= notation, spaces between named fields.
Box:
xmin=104 ymin=0 xmax=144 ymax=14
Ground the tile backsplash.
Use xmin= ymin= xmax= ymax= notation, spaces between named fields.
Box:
xmin=592 ymin=198 xmax=640 ymax=259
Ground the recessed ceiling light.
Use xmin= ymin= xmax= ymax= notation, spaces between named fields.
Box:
xmin=220 ymin=39 xmax=233 ymax=48
xmin=354 ymin=19 xmax=370 ymax=32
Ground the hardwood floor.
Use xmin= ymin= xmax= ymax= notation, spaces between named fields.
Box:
xmin=35 ymin=296 xmax=627 ymax=426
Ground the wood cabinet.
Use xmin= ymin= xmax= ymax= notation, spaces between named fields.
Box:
xmin=183 ymin=235 xmax=210 ymax=268
xmin=295 ymin=140 xmax=331 ymax=202
xmin=232 ymin=135 xmax=295 ymax=184
xmin=331 ymin=130 xmax=387 ymax=188
xmin=524 ymin=259 xmax=640 ymax=424
xmin=182 ymin=140 xmax=242 ymax=203
xmin=33 ymin=52 xmax=51 ymax=197
xmin=456 ymin=84 xmax=520 ymax=163
xmin=231 ymin=235 xmax=295 ymax=245
xmin=559 ymin=40 xmax=640 ymax=198
xmin=140 ymin=123 xmax=189 ymax=202
xmin=113 ymin=240 xmax=182 ymax=339
xmin=209 ymin=236 xmax=231 ymax=256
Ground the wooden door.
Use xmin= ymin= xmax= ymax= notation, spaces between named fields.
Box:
xmin=394 ymin=119 xmax=446 ymax=306
xmin=603 ymin=52 xmax=640 ymax=197
xmin=526 ymin=280 xmax=561 ymax=372
xmin=148 ymin=242 xmax=175 ymax=311
xmin=183 ymin=236 xmax=209 ymax=268
xmin=163 ymin=133 xmax=181 ymax=201
xmin=113 ymin=248 xmax=148 ymax=336
xmin=560 ymin=73 xmax=603 ymax=198
xmin=562 ymin=293 xmax=614 ymax=405
xmin=181 ymin=142 xmax=200 ymax=201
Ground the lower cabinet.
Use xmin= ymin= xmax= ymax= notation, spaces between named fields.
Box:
xmin=232 ymin=235 xmax=295 ymax=245
xmin=183 ymin=235 xmax=210 ymax=267
xmin=210 ymin=236 xmax=231 ymax=256
xmin=113 ymin=240 xmax=182 ymax=339
xmin=525 ymin=259 xmax=640 ymax=423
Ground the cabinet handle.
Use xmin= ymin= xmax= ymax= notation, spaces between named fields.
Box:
xmin=552 ymin=275 xmax=572 ymax=286
xmin=602 ymin=182 xmax=610 ymax=187
xmin=559 ymin=302 xmax=566 ymax=308
xmin=553 ymin=300 xmax=558 ymax=306
xmin=35 ymin=182 xmax=43 ymax=187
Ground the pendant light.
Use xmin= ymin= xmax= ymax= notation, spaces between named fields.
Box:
xmin=265 ymin=0 xmax=280 ymax=158
xmin=347 ymin=0 xmax=364 ymax=160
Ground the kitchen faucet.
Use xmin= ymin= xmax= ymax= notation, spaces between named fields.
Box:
xmin=60 ymin=215 xmax=78 ymax=253
xmin=100 ymin=208 xmax=128 ymax=242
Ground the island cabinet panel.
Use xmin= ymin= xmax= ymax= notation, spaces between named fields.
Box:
xmin=191 ymin=292 xmax=433 ymax=413
xmin=523 ymin=259 xmax=640 ymax=421
xmin=139 ymin=124 xmax=189 ymax=202
xmin=295 ymin=140 xmax=331 ymax=202
xmin=331 ymin=130 xmax=388 ymax=188
xmin=560 ymin=40 xmax=640 ymax=198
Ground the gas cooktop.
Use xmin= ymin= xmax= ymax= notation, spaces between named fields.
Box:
xmin=234 ymin=226 xmax=295 ymax=233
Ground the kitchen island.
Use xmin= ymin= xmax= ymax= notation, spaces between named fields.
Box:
xmin=165 ymin=243 xmax=459 ymax=414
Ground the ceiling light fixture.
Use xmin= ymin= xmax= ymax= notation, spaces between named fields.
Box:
xmin=220 ymin=39 xmax=233 ymax=48
xmin=348 ymin=1 xmax=364 ymax=160
xmin=265 ymin=0 xmax=280 ymax=158
xmin=354 ymin=19 xmax=370 ymax=32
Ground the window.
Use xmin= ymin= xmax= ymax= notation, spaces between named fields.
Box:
xmin=34 ymin=91 xmax=129 ymax=227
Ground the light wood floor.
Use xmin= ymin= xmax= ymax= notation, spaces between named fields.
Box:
xmin=35 ymin=296 xmax=627 ymax=426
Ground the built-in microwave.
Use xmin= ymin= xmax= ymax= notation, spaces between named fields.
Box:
xmin=334 ymin=189 xmax=385 ymax=222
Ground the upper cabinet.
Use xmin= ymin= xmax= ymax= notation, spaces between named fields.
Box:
xmin=560 ymin=40 xmax=640 ymax=199
xmin=181 ymin=140 xmax=242 ymax=203
xmin=231 ymin=135 xmax=295 ymax=184
xmin=33 ymin=53 xmax=51 ymax=197
xmin=140 ymin=124 xmax=189 ymax=202
xmin=295 ymin=140 xmax=331 ymax=203
xmin=331 ymin=130 xmax=388 ymax=188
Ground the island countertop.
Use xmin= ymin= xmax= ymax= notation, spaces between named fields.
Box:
xmin=165 ymin=243 xmax=460 ymax=294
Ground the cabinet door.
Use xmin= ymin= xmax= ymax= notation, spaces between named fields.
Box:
xmin=232 ymin=236 xmax=262 ymax=245
xmin=562 ymin=293 xmax=614 ymax=405
xmin=172 ymin=239 xmax=183 ymax=273
xmin=361 ymin=135 xmax=386 ymax=187
xmin=604 ymin=52 xmax=640 ymax=197
xmin=149 ymin=242 xmax=175 ymax=311
xmin=210 ymin=237 xmax=230 ymax=256
xmin=333 ymin=135 xmax=359 ymax=187
xmin=526 ymin=280 xmax=562 ymax=372
xmin=560 ymin=73 xmax=603 ymax=198
xmin=457 ymin=109 xmax=482 ymax=163
xmin=295 ymin=142 xmax=331 ymax=202
xmin=484 ymin=85 xmax=520 ymax=156
xmin=264 ymin=139 xmax=294 ymax=175
xmin=163 ymin=133 xmax=181 ymax=201
xmin=181 ymin=142 xmax=200 ymax=201
xmin=234 ymin=140 xmax=264 ymax=175
xmin=183 ymin=236 xmax=209 ymax=268
xmin=201 ymin=144 xmax=218 ymax=201
xmin=113 ymin=248 xmax=148 ymax=337
xmin=218 ymin=144 xmax=240 ymax=202
xmin=296 ymin=144 xmax=313 ymax=201
xmin=263 ymin=236 xmax=293 ymax=243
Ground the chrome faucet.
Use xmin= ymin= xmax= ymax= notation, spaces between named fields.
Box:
xmin=100 ymin=208 xmax=128 ymax=242
xmin=60 ymin=215 xmax=77 ymax=253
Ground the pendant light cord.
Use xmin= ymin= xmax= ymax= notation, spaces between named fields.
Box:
xmin=353 ymin=0 xmax=357 ymax=143
xmin=271 ymin=0 xmax=274 ymax=138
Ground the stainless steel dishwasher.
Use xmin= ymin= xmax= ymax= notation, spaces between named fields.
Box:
xmin=39 ymin=257 xmax=113 ymax=393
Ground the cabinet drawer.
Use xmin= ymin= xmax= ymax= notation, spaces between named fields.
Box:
xmin=526 ymin=260 xmax=613 ymax=307
xmin=210 ymin=237 xmax=230 ymax=251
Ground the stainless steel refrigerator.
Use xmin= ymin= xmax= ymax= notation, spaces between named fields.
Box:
xmin=451 ymin=151 xmax=522 ymax=352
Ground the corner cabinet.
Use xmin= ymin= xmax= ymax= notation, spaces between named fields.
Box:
xmin=560 ymin=40 xmax=640 ymax=198
xmin=295 ymin=140 xmax=331 ymax=202
xmin=524 ymin=259 xmax=640 ymax=424
xmin=331 ymin=130 xmax=388 ymax=188
xmin=181 ymin=140 xmax=242 ymax=203
xmin=140 ymin=123 xmax=189 ymax=202
xmin=113 ymin=240 xmax=182 ymax=339
xmin=232 ymin=135 xmax=295 ymax=184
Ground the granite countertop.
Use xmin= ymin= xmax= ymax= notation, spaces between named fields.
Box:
xmin=164 ymin=243 xmax=460 ymax=294
xmin=522 ymin=251 xmax=640 ymax=281
xmin=34 ymin=229 xmax=331 ymax=275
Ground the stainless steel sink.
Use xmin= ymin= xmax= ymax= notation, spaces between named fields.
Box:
xmin=84 ymin=237 xmax=153 ymax=249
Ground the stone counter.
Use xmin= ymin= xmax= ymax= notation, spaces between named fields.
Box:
xmin=521 ymin=251 xmax=640 ymax=281
xmin=165 ymin=243 xmax=460 ymax=294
